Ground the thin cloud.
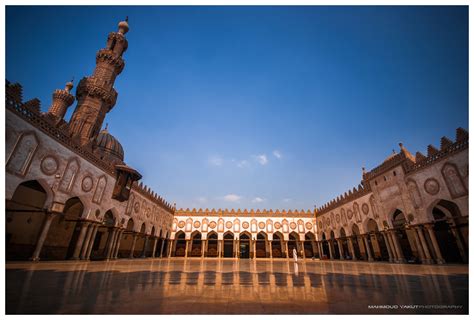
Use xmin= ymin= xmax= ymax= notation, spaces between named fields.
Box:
xmin=237 ymin=160 xmax=249 ymax=168
xmin=283 ymin=198 xmax=292 ymax=203
xmin=208 ymin=156 xmax=223 ymax=166
xmin=252 ymin=197 xmax=265 ymax=203
xmin=255 ymin=154 xmax=268 ymax=165
xmin=223 ymin=194 xmax=242 ymax=202
xmin=273 ymin=150 xmax=282 ymax=159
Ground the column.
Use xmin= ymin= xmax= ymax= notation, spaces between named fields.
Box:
xmin=218 ymin=240 xmax=222 ymax=258
xmin=129 ymin=234 xmax=138 ymax=258
xmin=80 ymin=224 xmax=94 ymax=260
xmin=348 ymin=238 xmax=356 ymax=260
xmin=168 ymin=240 xmax=173 ymax=257
xmin=385 ymin=230 xmax=398 ymax=262
xmin=85 ymin=225 xmax=99 ymax=260
xmin=106 ymin=229 xmax=118 ymax=259
xmin=113 ymin=230 xmax=124 ymax=259
xmin=381 ymin=232 xmax=394 ymax=263
xmin=269 ymin=241 xmax=273 ymax=258
xmin=31 ymin=212 xmax=58 ymax=261
xmin=285 ymin=241 xmax=289 ymax=259
xmin=151 ymin=237 xmax=158 ymax=258
xmin=425 ymin=224 xmax=445 ymax=264
xmin=410 ymin=227 xmax=427 ymax=263
xmin=318 ymin=241 xmax=324 ymax=259
xmin=363 ymin=235 xmax=374 ymax=262
xmin=141 ymin=236 xmax=149 ymax=258
xmin=160 ymin=238 xmax=166 ymax=258
xmin=328 ymin=241 xmax=334 ymax=260
xmin=185 ymin=240 xmax=190 ymax=258
xmin=415 ymin=226 xmax=433 ymax=264
xmin=389 ymin=230 xmax=406 ymax=263
xmin=337 ymin=239 xmax=344 ymax=260
xmin=449 ymin=225 xmax=467 ymax=263
xmin=201 ymin=240 xmax=206 ymax=257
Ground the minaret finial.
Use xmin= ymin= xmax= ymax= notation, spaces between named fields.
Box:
xmin=104 ymin=123 xmax=109 ymax=131
xmin=126 ymin=16 xmax=128 ymax=22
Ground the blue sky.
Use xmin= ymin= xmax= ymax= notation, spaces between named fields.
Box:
xmin=6 ymin=6 xmax=468 ymax=210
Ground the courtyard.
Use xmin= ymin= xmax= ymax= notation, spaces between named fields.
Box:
xmin=6 ymin=259 xmax=468 ymax=314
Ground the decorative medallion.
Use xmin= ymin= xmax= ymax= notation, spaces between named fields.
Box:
xmin=424 ymin=178 xmax=440 ymax=195
xmin=178 ymin=221 xmax=185 ymax=228
xmin=290 ymin=222 xmax=297 ymax=230
xmin=242 ymin=222 xmax=249 ymax=229
xmin=318 ymin=221 xmax=323 ymax=229
xmin=361 ymin=203 xmax=369 ymax=215
xmin=226 ymin=221 xmax=233 ymax=229
xmin=209 ymin=221 xmax=217 ymax=229
xmin=134 ymin=201 xmax=140 ymax=213
xmin=305 ymin=222 xmax=313 ymax=230
xmin=347 ymin=209 xmax=353 ymax=219
xmin=336 ymin=214 xmax=340 ymax=223
xmin=274 ymin=222 xmax=282 ymax=229
xmin=40 ymin=156 xmax=59 ymax=175
xmin=81 ymin=176 xmax=93 ymax=192
xmin=194 ymin=221 xmax=201 ymax=228
xmin=258 ymin=222 xmax=265 ymax=229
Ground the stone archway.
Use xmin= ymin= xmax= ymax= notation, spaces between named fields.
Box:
xmin=304 ymin=232 xmax=316 ymax=258
xmin=330 ymin=231 xmax=340 ymax=259
xmin=206 ymin=232 xmax=218 ymax=257
xmin=256 ymin=232 xmax=267 ymax=258
xmin=239 ymin=232 xmax=251 ymax=259
xmin=6 ymin=180 xmax=48 ymax=260
xmin=339 ymin=228 xmax=349 ymax=259
xmin=288 ymin=232 xmax=301 ymax=258
xmin=272 ymin=232 xmax=284 ymax=258
xmin=366 ymin=219 xmax=389 ymax=261
xmin=351 ymin=224 xmax=362 ymax=260
xmin=321 ymin=233 xmax=330 ymax=259
xmin=90 ymin=210 xmax=116 ymax=260
xmin=174 ymin=231 xmax=186 ymax=257
xmin=190 ymin=231 xmax=202 ymax=257
xmin=392 ymin=210 xmax=415 ymax=262
xmin=223 ymin=232 xmax=234 ymax=258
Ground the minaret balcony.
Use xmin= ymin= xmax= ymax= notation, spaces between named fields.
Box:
xmin=76 ymin=76 xmax=118 ymax=111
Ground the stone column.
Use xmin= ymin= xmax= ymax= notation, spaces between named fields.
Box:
xmin=113 ymin=230 xmax=124 ymax=259
xmin=140 ymin=236 xmax=148 ymax=258
xmin=328 ymin=241 xmax=334 ymax=260
xmin=218 ymin=240 xmax=222 ymax=258
xmin=389 ymin=230 xmax=406 ymax=263
xmin=363 ymin=235 xmax=374 ymax=262
xmin=168 ymin=240 xmax=173 ymax=257
xmin=201 ymin=240 xmax=206 ymax=257
xmin=385 ymin=230 xmax=398 ymax=262
xmin=80 ymin=223 xmax=95 ymax=260
xmin=285 ymin=241 xmax=289 ymax=259
xmin=425 ymin=224 xmax=445 ymax=264
xmin=160 ymin=238 xmax=166 ymax=258
xmin=71 ymin=222 xmax=90 ymax=260
xmin=31 ymin=212 xmax=58 ymax=261
xmin=318 ymin=242 xmax=324 ymax=259
xmin=415 ymin=227 xmax=433 ymax=264
xmin=348 ymin=238 xmax=356 ymax=260
xmin=449 ymin=225 xmax=467 ymax=263
xmin=185 ymin=240 xmax=190 ymax=258
xmin=151 ymin=237 xmax=158 ymax=258
xmin=381 ymin=232 xmax=394 ymax=263
xmin=253 ymin=239 xmax=256 ymax=259
xmin=105 ymin=229 xmax=118 ymax=259
xmin=85 ymin=225 xmax=99 ymax=260
xmin=410 ymin=227 xmax=427 ymax=263
xmin=269 ymin=241 xmax=273 ymax=258
xmin=337 ymin=239 xmax=344 ymax=260
xmin=129 ymin=234 xmax=138 ymax=258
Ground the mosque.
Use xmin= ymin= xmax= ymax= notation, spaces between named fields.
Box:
xmin=6 ymin=19 xmax=468 ymax=265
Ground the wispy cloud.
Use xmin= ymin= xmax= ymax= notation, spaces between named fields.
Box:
xmin=283 ymin=198 xmax=292 ymax=203
xmin=236 ymin=160 xmax=249 ymax=168
xmin=252 ymin=197 xmax=265 ymax=203
xmin=273 ymin=150 xmax=282 ymax=159
xmin=208 ymin=155 xmax=223 ymax=166
xmin=223 ymin=194 xmax=242 ymax=202
xmin=255 ymin=154 xmax=268 ymax=165
xmin=196 ymin=197 xmax=207 ymax=204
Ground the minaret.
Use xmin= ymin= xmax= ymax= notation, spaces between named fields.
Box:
xmin=47 ymin=80 xmax=75 ymax=120
xmin=68 ymin=18 xmax=129 ymax=145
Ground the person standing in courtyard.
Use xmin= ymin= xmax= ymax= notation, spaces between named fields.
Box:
xmin=293 ymin=248 xmax=298 ymax=263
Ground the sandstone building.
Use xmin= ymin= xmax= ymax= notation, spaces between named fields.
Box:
xmin=6 ymin=19 xmax=468 ymax=265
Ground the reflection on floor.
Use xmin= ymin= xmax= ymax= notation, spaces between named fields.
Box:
xmin=6 ymin=259 xmax=468 ymax=314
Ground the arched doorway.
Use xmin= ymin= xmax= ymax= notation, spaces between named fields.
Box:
xmin=351 ymin=224 xmax=362 ymax=260
xmin=223 ymin=232 xmax=234 ymax=257
xmin=304 ymin=232 xmax=316 ymax=258
xmin=432 ymin=200 xmax=465 ymax=263
xmin=256 ymin=232 xmax=267 ymax=258
xmin=239 ymin=233 xmax=251 ymax=259
xmin=42 ymin=197 xmax=85 ymax=260
xmin=6 ymin=180 xmax=49 ymax=260
xmin=90 ymin=210 xmax=116 ymax=260
xmin=330 ymin=231 xmax=340 ymax=259
xmin=272 ymin=232 xmax=284 ymax=258
xmin=367 ymin=219 xmax=389 ymax=261
xmin=207 ymin=232 xmax=218 ymax=257
xmin=392 ymin=210 xmax=414 ymax=262
xmin=190 ymin=231 xmax=202 ymax=257
xmin=339 ymin=228 xmax=349 ymax=259
xmin=118 ymin=218 xmax=135 ymax=258
xmin=174 ymin=231 xmax=186 ymax=257
xmin=288 ymin=232 xmax=300 ymax=258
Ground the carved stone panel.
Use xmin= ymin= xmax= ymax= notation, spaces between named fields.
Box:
xmin=353 ymin=203 xmax=362 ymax=222
xmin=424 ymin=178 xmax=440 ymax=195
xmin=407 ymin=180 xmax=423 ymax=209
xmin=442 ymin=163 xmax=467 ymax=199
xmin=7 ymin=132 xmax=39 ymax=177
xmin=40 ymin=155 xmax=59 ymax=176
xmin=92 ymin=175 xmax=107 ymax=204
xmin=81 ymin=176 xmax=94 ymax=192
xmin=362 ymin=203 xmax=369 ymax=215
xmin=59 ymin=158 xmax=80 ymax=193
xmin=370 ymin=196 xmax=379 ymax=219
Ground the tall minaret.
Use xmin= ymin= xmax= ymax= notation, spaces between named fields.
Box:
xmin=47 ymin=80 xmax=75 ymax=120
xmin=68 ymin=18 xmax=129 ymax=145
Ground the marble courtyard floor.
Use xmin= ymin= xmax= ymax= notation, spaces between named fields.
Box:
xmin=6 ymin=258 xmax=468 ymax=314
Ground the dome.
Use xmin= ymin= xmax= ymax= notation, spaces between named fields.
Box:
xmin=118 ymin=18 xmax=129 ymax=35
xmin=95 ymin=127 xmax=124 ymax=162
